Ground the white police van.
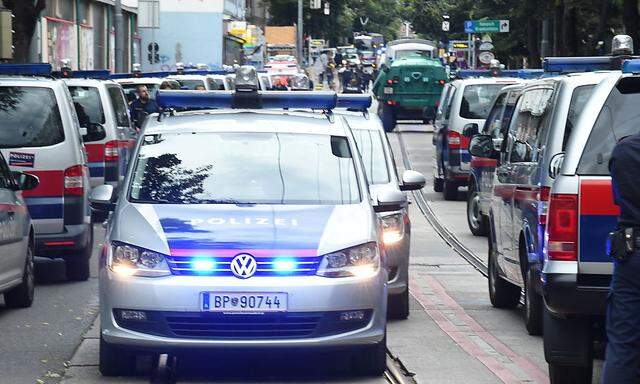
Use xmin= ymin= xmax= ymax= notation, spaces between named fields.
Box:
xmin=0 ymin=64 xmax=93 ymax=281
xmin=90 ymin=68 xmax=402 ymax=377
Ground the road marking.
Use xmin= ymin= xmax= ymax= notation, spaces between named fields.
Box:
xmin=410 ymin=275 xmax=549 ymax=384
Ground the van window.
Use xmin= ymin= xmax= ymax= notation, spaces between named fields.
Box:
xmin=68 ymin=86 xmax=105 ymax=127
xmin=578 ymin=80 xmax=640 ymax=175
xmin=444 ymin=87 xmax=457 ymax=120
xmin=0 ymin=86 xmax=65 ymax=148
xmin=562 ymin=85 xmax=595 ymax=150
xmin=482 ymin=92 xmax=507 ymax=138
xmin=510 ymin=88 xmax=554 ymax=162
xmin=352 ymin=129 xmax=390 ymax=184
xmin=459 ymin=84 xmax=505 ymax=119
xmin=106 ymin=86 xmax=131 ymax=127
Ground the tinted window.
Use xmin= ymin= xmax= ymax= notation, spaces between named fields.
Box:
xmin=395 ymin=50 xmax=433 ymax=59
xmin=563 ymin=85 xmax=595 ymax=150
xmin=121 ymin=83 xmax=159 ymax=103
xmin=107 ymin=86 xmax=130 ymax=127
xmin=129 ymin=133 xmax=361 ymax=205
xmin=0 ymin=87 xmax=64 ymax=148
xmin=444 ymin=87 xmax=457 ymax=120
xmin=509 ymin=88 xmax=554 ymax=162
xmin=0 ymin=153 xmax=10 ymax=188
xmin=482 ymin=92 xmax=507 ymax=138
xmin=352 ymin=129 xmax=390 ymax=184
xmin=177 ymin=79 xmax=206 ymax=90
xmin=578 ymin=82 xmax=640 ymax=175
xmin=68 ymin=86 xmax=105 ymax=127
xmin=459 ymin=84 xmax=505 ymax=119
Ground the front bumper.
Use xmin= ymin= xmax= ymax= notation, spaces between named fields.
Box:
xmin=100 ymin=269 xmax=387 ymax=350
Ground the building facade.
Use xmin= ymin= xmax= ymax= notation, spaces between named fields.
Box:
xmin=33 ymin=0 xmax=139 ymax=71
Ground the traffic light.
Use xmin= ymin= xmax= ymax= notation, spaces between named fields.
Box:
xmin=0 ymin=9 xmax=13 ymax=60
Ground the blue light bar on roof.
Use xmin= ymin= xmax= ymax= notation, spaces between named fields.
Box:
xmin=0 ymin=63 xmax=52 ymax=76
xmin=156 ymin=90 xmax=341 ymax=110
xmin=622 ymin=59 xmax=640 ymax=73
xmin=71 ymin=70 xmax=110 ymax=79
xmin=141 ymin=71 xmax=172 ymax=78
xmin=110 ymin=73 xmax=134 ymax=79
xmin=336 ymin=94 xmax=372 ymax=110
xmin=542 ymin=56 xmax=613 ymax=73
xmin=456 ymin=69 xmax=543 ymax=79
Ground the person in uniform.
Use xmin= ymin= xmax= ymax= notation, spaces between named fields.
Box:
xmin=602 ymin=133 xmax=640 ymax=383
xmin=129 ymin=85 xmax=159 ymax=129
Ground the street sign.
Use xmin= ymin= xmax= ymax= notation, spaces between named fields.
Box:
xmin=479 ymin=42 xmax=494 ymax=51
xmin=464 ymin=20 xmax=509 ymax=33
xmin=478 ymin=51 xmax=495 ymax=65
xmin=310 ymin=0 xmax=321 ymax=9
xmin=323 ymin=2 xmax=330 ymax=15
xmin=442 ymin=21 xmax=450 ymax=32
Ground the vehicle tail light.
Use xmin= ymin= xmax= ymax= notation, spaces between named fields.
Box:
xmin=386 ymin=79 xmax=394 ymax=85
xmin=546 ymin=194 xmax=578 ymax=261
xmin=538 ymin=186 xmax=551 ymax=225
xmin=104 ymin=140 xmax=119 ymax=162
xmin=64 ymin=165 xmax=85 ymax=196
xmin=439 ymin=79 xmax=446 ymax=85
xmin=447 ymin=131 xmax=461 ymax=149
xmin=386 ymin=100 xmax=397 ymax=106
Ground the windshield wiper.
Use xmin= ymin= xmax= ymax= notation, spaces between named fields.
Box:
xmin=198 ymin=199 xmax=257 ymax=205
xmin=130 ymin=198 xmax=173 ymax=204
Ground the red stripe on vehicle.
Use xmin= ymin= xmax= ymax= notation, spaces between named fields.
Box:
xmin=579 ymin=179 xmax=620 ymax=216
xmin=460 ymin=134 xmax=471 ymax=149
xmin=0 ymin=203 xmax=27 ymax=213
xmin=21 ymin=170 xmax=64 ymax=198
xmin=470 ymin=157 xmax=497 ymax=167
xmin=514 ymin=187 xmax=539 ymax=202
xmin=84 ymin=143 xmax=105 ymax=162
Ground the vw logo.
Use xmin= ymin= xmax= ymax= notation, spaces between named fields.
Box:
xmin=230 ymin=254 xmax=257 ymax=279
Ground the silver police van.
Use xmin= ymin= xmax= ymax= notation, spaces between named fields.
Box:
xmin=91 ymin=73 xmax=402 ymax=377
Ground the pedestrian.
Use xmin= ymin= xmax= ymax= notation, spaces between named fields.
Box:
xmin=129 ymin=85 xmax=159 ymax=129
xmin=602 ymin=133 xmax=640 ymax=384
xmin=319 ymin=52 xmax=328 ymax=84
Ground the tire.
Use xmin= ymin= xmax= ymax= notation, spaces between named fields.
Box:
xmin=524 ymin=268 xmax=543 ymax=336
xmin=352 ymin=334 xmax=387 ymax=376
xmin=381 ymin=104 xmax=396 ymax=132
xmin=467 ymin=183 xmax=489 ymax=236
xmin=488 ymin=233 xmax=520 ymax=308
xmin=548 ymin=364 xmax=593 ymax=384
xmin=99 ymin=335 xmax=136 ymax=377
xmin=66 ymin=226 xmax=93 ymax=281
xmin=442 ymin=179 xmax=458 ymax=201
xmin=4 ymin=239 xmax=35 ymax=308
xmin=422 ymin=118 xmax=431 ymax=125
xmin=433 ymin=177 xmax=444 ymax=192
xmin=388 ymin=288 xmax=409 ymax=320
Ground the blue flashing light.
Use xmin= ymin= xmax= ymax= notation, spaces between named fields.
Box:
xmin=156 ymin=90 xmax=340 ymax=110
xmin=336 ymin=94 xmax=372 ymax=110
xmin=543 ymin=56 xmax=613 ymax=73
xmin=191 ymin=258 xmax=216 ymax=273
xmin=273 ymin=258 xmax=297 ymax=273
xmin=141 ymin=71 xmax=172 ymax=78
xmin=71 ymin=70 xmax=110 ymax=79
xmin=622 ymin=59 xmax=640 ymax=73
xmin=110 ymin=72 xmax=134 ymax=79
xmin=0 ymin=63 xmax=52 ymax=76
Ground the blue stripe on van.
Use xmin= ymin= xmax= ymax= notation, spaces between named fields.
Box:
xmin=24 ymin=197 xmax=64 ymax=220
xmin=579 ymin=215 xmax=617 ymax=263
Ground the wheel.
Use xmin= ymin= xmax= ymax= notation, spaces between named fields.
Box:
xmin=433 ymin=177 xmax=444 ymax=192
xmin=467 ymin=183 xmax=489 ymax=236
xmin=381 ymin=104 xmax=396 ymax=132
xmin=422 ymin=118 xmax=431 ymax=125
xmin=442 ymin=179 xmax=458 ymax=201
xmin=548 ymin=363 xmax=593 ymax=384
xmin=99 ymin=335 xmax=136 ymax=377
xmin=4 ymin=239 xmax=35 ymax=308
xmin=524 ymin=268 xmax=543 ymax=335
xmin=488 ymin=234 xmax=520 ymax=308
xmin=66 ymin=226 xmax=93 ymax=281
xmin=388 ymin=288 xmax=409 ymax=320
xmin=352 ymin=334 xmax=387 ymax=376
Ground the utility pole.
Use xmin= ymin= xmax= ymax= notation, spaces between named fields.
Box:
xmin=115 ymin=0 xmax=125 ymax=72
xmin=297 ymin=0 xmax=303 ymax=64
xmin=541 ymin=18 xmax=550 ymax=59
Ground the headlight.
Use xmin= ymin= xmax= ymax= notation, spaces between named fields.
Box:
xmin=108 ymin=241 xmax=171 ymax=277
xmin=381 ymin=213 xmax=405 ymax=245
xmin=317 ymin=242 xmax=380 ymax=278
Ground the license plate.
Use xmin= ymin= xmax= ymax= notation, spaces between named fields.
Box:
xmin=384 ymin=87 xmax=394 ymax=94
xmin=201 ymin=292 xmax=288 ymax=312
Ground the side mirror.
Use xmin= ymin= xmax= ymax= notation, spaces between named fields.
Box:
xmin=89 ymin=184 xmax=116 ymax=212
xmin=462 ymin=123 xmax=479 ymax=137
xmin=400 ymin=170 xmax=426 ymax=191
xmin=549 ymin=152 xmax=565 ymax=179
xmin=469 ymin=134 xmax=498 ymax=159
xmin=82 ymin=123 xmax=106 ymax=143
xmin=374 ymin=187 xmax=407 ymax=213
xmin=11 ymin=171 xmax=39 ymax=191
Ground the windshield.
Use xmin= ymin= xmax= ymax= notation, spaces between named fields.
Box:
xmin=578 ymin=78 xmax=640 ymax=175
xmin=177 ymin=79 xmax=206 ymax=90
xmin=129 ymin=132 xmax=361 ymax=205
xmin=0 ymin=86 xmax=65 ymax=148
xmin=68 ymin=86 xmax=105 ymax=127
xmin=352 ymin=129 xmax=390 ymax=185
xmin=460 ymin=84 xmax=506 ymax=119
xmin=395 ymin=50 xmax=433 ymax=59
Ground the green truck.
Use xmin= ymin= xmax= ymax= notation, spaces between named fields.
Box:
xmin=372 ymin=56 xmax=448 ymax=131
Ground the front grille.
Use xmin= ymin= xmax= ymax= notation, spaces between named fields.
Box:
xmin=114 ymin=310 xmax=372 ymax=340
xmin=165 ymin=255 xmax=323 ymax=277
